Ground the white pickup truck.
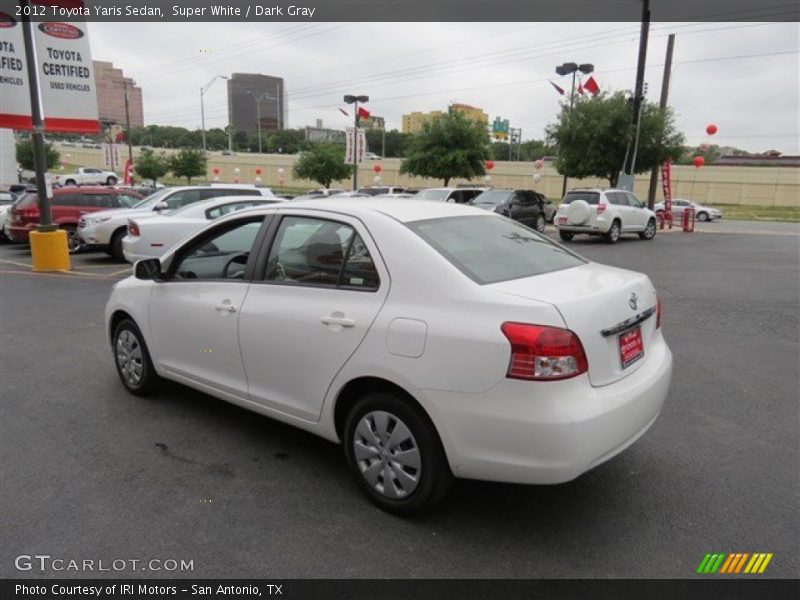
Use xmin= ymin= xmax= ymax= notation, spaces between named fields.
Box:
xmin=56 ymin=167 xmax=119 ymax=187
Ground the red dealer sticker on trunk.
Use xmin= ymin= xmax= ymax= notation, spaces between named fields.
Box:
xmin=38 ymin=22 xmax=84 ymax=39
xmin=619 ymin=326 xmax=644 ymax=369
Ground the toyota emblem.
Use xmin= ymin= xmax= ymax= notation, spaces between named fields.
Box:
xmin=629 ymin=293 xmax=639 ymax=310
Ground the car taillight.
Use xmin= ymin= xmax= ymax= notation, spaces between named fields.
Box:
xmin=656 ymin=296 xmax=662 ymax=328
xmin=596 ymin=203 xmax=607 ymax=214
xmin=501 ymin=322 xmax=588 ymax=381
xmin=127 ymin=220 xmax=140 ymax=237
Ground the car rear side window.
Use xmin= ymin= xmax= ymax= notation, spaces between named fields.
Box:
xmin=263 ymin=216 xmax=379 ymax=290
xmin=408 ymin=215 xmax=585 ymax=285
xmin=51 ymin=194 xmax=86 ymax=206
xmin=562 ymin=192 xmax=600 ymax=205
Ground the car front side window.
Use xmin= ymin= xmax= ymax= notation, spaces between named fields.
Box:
xmin=172 ymin=218 xmax=265 ymax=281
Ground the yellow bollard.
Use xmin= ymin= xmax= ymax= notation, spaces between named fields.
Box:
xmin=30 ymin=229 xmax=71 ymax=272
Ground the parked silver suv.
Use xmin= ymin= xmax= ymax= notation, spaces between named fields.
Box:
xmin=554 ymin=188 xmax=657 ymax=243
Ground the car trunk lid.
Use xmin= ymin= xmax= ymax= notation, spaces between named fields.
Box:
xmin=488 ymin=263 xmax=658 ymax=387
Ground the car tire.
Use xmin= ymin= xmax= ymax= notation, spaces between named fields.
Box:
xmin=113 ymin=319 xmax=159 ymax=396
xmin=110 ymin=229 xmax=126 ymax=262
xmin=343 ymin=392 xmax=453 ymax=515
xmin=62 ymin=225 xmax=82 ymax=254
xmin=604 ymin=220 xmax=621 ymax=244
xmin=639 ymin=218 xmax=657 ymax=240
xmin=106 ymin=176 xmax=118 ymax=186
xmin=534 ymin=214 xmax=546 ymax=233
xmin=64 ymin=179 xmax=76 ymax=186
xmin=559 ymin=231 xmax=574 ymax=242
xmin=697 ymin=211 xmax=709 ymax=222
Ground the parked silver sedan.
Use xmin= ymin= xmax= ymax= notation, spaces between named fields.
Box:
xmin=654 ymin=199 xmax=722 ymax=222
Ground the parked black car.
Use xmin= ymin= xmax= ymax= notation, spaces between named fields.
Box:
xmin=469 ymin=189 xmax=549 ymax=232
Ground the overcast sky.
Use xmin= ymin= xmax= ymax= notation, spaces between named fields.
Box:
xmin=88 ymin=21 xmax=800 ymax=153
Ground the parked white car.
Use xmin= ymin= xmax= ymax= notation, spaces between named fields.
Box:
xmin=0 ymin=190 xmax=16 ymax=242
xmin=122 ymin=195 xmax=287 ymax=263
xmin=654 ymin=199 xmax=722 ymax=222
xmin=106 ymin=198 xmax=672 ymax=514
xmin=79 ymin=184 xmax=276 ymax=260
xmin=56 ymin=167 xmax=119 ymax=187
xmin=555 ymin=189 xmax=658 ymax=243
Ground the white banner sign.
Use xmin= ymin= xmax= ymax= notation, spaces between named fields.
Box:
xmin=0 ymin=1 xmax=99 ymax=133
xmin=344 ymin=127 xmax=366 ymax=165
xmin=103 ymin=142 xmax=119 ymax=168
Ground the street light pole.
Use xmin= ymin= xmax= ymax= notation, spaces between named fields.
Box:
xmin=19 ymin=0 xmax=53 ymax=231
xmin=556 ymin=62 xmax=594 ymax=198
xmin=247 ymin=90 xmax=275 ymax=154
xmin=200 ymin=75 xmax=228 ymax=153
xmin=122 ymin=81 xmax=133 ymax=164
xmin=343 ymin=94 xmax=369 ymax=191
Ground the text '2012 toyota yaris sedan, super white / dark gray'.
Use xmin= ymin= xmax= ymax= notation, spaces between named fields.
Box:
xmin=105 ymin=198 xmax=673 ymax=514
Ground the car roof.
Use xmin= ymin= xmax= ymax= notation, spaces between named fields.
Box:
xmin=268 ymin=196 xmax=488 ymax=223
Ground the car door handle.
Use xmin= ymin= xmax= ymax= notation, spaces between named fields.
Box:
xmin=214 ymin=302 xmax=238 ymax=313
xmin=321 ymin=314 xmax=355 ymax=328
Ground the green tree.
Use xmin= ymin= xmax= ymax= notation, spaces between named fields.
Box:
xmin=400 ymin=108 xmax=490 ymax=186
xmin=546 ymin=91 xmax=684 ymax=187
xmin=16 ymin=140 xmax=60 ymax=171
xmin=168 ymin=148 xmax=207 ymax=184
xmin=292 ymin=143 xmax=352 ymax=188
xmin=134 ymin=149 xmax=170 ymax=184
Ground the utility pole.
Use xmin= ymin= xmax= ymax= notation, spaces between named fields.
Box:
xmin=622 ymin=0 xmax=651 ymax=181
xmin=555 ymin=62 xmax=594 ymax=197
xmin=20 ymin=1 xmax=54 ymax=231
xmin=200 ymin=75 xmax=228 ymax=153
xmin=247 ymin=90 xmax=275 ymax=154
xmin=647 ymin=34 xmax=675 ymax=209
xmin=122 ymin=80 xmax=132 ymax=164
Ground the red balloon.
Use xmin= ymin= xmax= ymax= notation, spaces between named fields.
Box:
xmin=692 ymin=156 xmax=705 ymax=169
xmin=255 ymin=167 xmax=262 ymax=175
xmin=706 ymin=124 xmax=718 ymax=136
xmin=373 ymin=164 xmax=382 ymax=173
xmin=212 ymin=167 xmax=220 ymax=175
xmin=485 ymin=160 xmax=495 ymax=170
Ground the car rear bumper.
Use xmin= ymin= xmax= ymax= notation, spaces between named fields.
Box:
xmin=423 ymin=333 xmax=673 ymax=484
xmin=8 ymin=224 xmax=35 ymax=242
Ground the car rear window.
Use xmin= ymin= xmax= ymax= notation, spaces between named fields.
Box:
xmin=562 ymin=191 xmax=600 ymax=205
xmin=408 ymin=215 xmax=585 ymax=285
xmin=14 ymin=192 xmax=38 ymax=209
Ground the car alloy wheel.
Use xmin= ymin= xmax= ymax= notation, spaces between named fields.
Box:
xmin=640 ymin=219 xmax=657 ymax=240
xmin=64 ymin=227 xmax=82 ymax=254
xmin=605 ymin=221 xmax=621 ymax=244
xmin=697 ymin=212 xmax=709 ymax=222
xmin=353 ymin=410 xmax=421 ymax=499
xmin=535 ymin=214 xmax=546 ymax=233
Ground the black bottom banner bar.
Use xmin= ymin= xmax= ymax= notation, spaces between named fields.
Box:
xmin=2 ymin=579 xmax=799 ymax=600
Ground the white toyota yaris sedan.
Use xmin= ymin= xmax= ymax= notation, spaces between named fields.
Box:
xmin=105 ymin=199 xmax=672 ymax=514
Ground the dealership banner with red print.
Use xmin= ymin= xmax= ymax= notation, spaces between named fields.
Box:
xmin=0 ymin=1 xmax=99 ymax=133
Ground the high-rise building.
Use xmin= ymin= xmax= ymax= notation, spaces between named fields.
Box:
xmin=228 ymin=73 xmax=286 ymax=137
xmin=402 ymin=104 xmax=488 ymax=134
xmin=93 ymin=61 xmax=144 ymax=128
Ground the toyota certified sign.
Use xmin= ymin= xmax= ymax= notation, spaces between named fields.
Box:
xmin=0 ymin=1 xmax=98 ymax=133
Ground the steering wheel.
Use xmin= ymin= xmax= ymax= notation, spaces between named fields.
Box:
xmin=222 ymin=252 xmax=249 ymax=279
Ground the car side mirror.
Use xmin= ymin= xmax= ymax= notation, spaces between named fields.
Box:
xmin=134 ymin=258 xmax=162 ymax=281
xmin=153 ymin=201 xmax=168 ymax=211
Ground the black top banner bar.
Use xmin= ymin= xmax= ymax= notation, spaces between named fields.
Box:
xmin=3 ymin=0 xmax=799 ymax=22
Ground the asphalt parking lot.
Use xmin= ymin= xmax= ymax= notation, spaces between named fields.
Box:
xmin=1 ymin=221 xmax=798 ymax=579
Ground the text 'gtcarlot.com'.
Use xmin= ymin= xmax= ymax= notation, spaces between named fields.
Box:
xmin=14 ymin=554 xmax=194 ymax=572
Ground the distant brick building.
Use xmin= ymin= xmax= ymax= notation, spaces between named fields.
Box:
xmin=227 ymin=73 xmax=286 ymax=137
xmin=93 ymin=61 xmax=144 ymax=128
xmin=402 ymin=103 xmax=488 ymax=133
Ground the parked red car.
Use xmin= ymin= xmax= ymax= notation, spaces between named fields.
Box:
xmin=8 ymin=187 xmax=143 ymax=253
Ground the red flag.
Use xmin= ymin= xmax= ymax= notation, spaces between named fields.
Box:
xmin=338 ymin=108 xmax=349 ymax=117
xmin=357 ymin=106 xmax=371 ymax=119
xmin=583 ymin=76 xmax=600 ymax=95
xmin=549 ymin=80 xmax=565 ymax=96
